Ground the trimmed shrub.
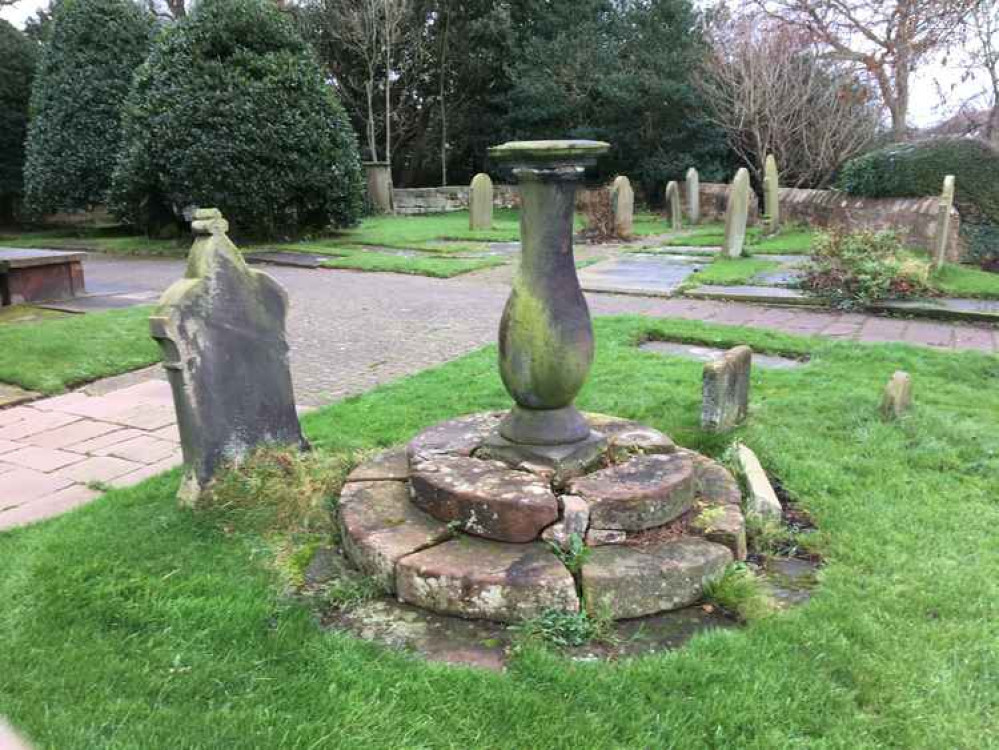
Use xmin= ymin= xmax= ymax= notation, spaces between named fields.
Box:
xmin=110 ymin=0 xmax=364 ymax=239
xmin=802 ymin=229 xmax=931 ymax=308
xmin=23 ymin=0 xmax=153 ymax=215
xmin=837 ymin=138 xmax=999 ymax=267
xmin=0 ymin=21 xmax=38 ymax=223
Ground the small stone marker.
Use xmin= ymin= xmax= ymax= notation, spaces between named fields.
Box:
xmin=612 ymin=175 xmax=634 ymax=238
xmin=685 ymin=167 xmax=700 ymax=224
xmin=701 ymin=345 xmax=751 ymax=431
xmin=723 ymin=168 xmax=750 ymax=258
xmin=469 ymin=172 xmax=494 ymax=230
xmin=880 ymin=371 xmax=913 ymax=420
xmin=933 ymin=175 xmax=955 ymax=270
xmin=735 ymin=444 xmax=782 ymax=520
xmin=763 ymin=153 xmax=780 ymax=232
xmin=150 ymin=208 xmax=307 ymax=505
xmin=665 ymin=180 xmax=682 ymax=231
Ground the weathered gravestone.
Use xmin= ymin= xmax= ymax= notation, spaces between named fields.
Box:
xmin=764 ymin=153 xmax=780 ymax=232
xmin=933 ymin=175 xmax=956 ymax=270
xmin=665 ymin=180 xmax=682 ymax=231
xmin=150 ymin=208 xmax=307 ymax=505
xmin=880 ymin=371 xmax=913 ymax=421
xmin=701 ymin=344 xmax=751 ymax=431
xmin=612 ymin=175 xmax=634 ymax=238
xmin=469 ymin=172 xmax=494 ymax=230
xmin=685 ymin=167 xmax=700 ymax=224
xmin=735 ymin=444 xmax=782 ymax=519
xmin=723 ymin=168 xmax=750 ymax=258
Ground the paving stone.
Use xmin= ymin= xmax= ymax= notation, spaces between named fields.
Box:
xmin=110 ymin=453 xmax=183 ymax=488
xmin=0 ymin=462 xmax=17 ymax=475
xmin=99 ymin=435 xmax=178 ymax=464
xmin=151 ymin=424 xmax=181 ymax=443
xmin=567 ymin=453 xmax=694 ymax=531
xmin=0 ymin=439 xmax=21 ymax=455
xmin=410 ymin=455 xmax=558 ymax=542
xmin=345 ymin=448 xmax=409 ymax=483
xmin=0 ymin=484 xmax=100 ymax=530
xmin=0 ymin=410 xmax=80 ymax=441
xmin=338 ymin=480 xmax=451 ymax=591
xmin=30 ymin=392 xmax=92 ymax=412
xmin=1 ymin=445 xmax=86 ymax=472
xmin=406 ymin=412 xmax=503 ymax=463
xmin=0 ymin=468 xmax=74 ymax=507
xmin=0 ymin=406 xmax=34 ymax=428
xmin=23 ymin=420 xmax=122 ymax=450
xmin=581 ymin=538 xmax=732 ymax=619
xmin=67 ymin=427 xmax=143 ymax=454
xmin=397 ymin=537 xmax=579 ymax=622
xmin=104 ymin=404 xmax=177 ymax=431
xmin=57 ymin=456 xmax=143 ymax=483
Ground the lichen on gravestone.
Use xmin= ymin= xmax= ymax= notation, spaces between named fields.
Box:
xmin=723 ymin=168 xmax=750 ymax=258
xmin=701 ymin=345 xmax=751 ymax=432
xmin=149 ymin=208 xmax=307 ymax=506
xmin=469 ymin=172 xmax=494 ymax=230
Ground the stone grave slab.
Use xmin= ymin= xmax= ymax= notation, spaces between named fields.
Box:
xmin=577 ymin=256 xmax=702 ymax=297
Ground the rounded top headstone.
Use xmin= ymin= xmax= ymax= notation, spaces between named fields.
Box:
xmin=488 ymin=139 xmax=610 ymax=169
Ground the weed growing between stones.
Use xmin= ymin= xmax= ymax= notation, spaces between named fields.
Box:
xmin=703 ymin=563 xmax=774 ymax=621
xmin=320 ymin=575 xmax=384 ymax=611
xmin=547 ymin=533 xmax=591 ymax=576
xmin=514 ymin=606 xmax=615 ymax=649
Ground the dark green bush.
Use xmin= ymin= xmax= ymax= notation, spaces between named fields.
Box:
xmin=0 ymin=21 xmax=38 ymax=223
xmin=837 ymin=138 xmax=999 ymax=266
xmin=802 ymin=229 xmax=931 ymax=308
xmin=110 ymin=0 xmax=363 ymax=239
xmin=22 ymin=0 xmax=153 ymax=215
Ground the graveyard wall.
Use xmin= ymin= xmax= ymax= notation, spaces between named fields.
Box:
xmin=777 ymin=187 xmax=963 ymax=261
xmin=393 ymin=185 xmax=519 ymax=215
xmin=693 ymin=182 xmax=761 ymax=225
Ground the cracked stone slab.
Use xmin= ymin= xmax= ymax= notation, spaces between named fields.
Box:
xmin=682 ymin=449 xmax=747 ymax=560
xmin=567 ymin=452 xmax=694 ymax=531
xmin=345 ymin=448 xmax=409 ymax=483
xmin=338 ymin=480 xmax=451 ymax=592
xmin=406 ymin=412 xmax=503 ymax=465
xmin=584 ymin=413 xmax=675 ymax=461
xmin=410 ymin=455 xmax=558 ymax=542
xmin=581 ymin=538 xmax=732 ymax=619
xmin=396 ymin=537 xmax=579 ymax=622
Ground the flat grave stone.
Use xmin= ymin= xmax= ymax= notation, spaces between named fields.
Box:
xmin=0 ymin=248 xmax=86 ymax=306
xmin=244 ymin=251 xmax=329 ymax=268
xmin=577 ymin=256 xmax=703 ymax=297
xmin=640 ymin=341 xmax=804 ymax=369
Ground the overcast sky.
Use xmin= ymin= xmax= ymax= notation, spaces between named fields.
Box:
xmin=1 ymin=0 xmax=986 ymax=128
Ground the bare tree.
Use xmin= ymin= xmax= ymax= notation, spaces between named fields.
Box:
xmin=699 ymin=13 xmax=882 ymax=188
xmin=757 ymin=0 xmax=976 ymax=140
xmin=953 ymin=0 xmax=999 ymax=144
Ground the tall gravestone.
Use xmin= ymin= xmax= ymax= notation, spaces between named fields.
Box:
xmin=763 ymin=153 xmax=780 ymax=232
xmin=723 ymin=168 xmax=750 ymax=258
xmin=685 ymin=167 xmax=700 ymax=224
xmin=611 ymin=175 xmax=634 ymax=238
xmin=665 ymin=180 xmax=682 ymax=231
xmin=933 ymin=175 xmax=956 ymax=270
xmin=150 ymin=208 xmax=307 ymax=505
xmin=469 ymin=172 xmax=494 ymax=230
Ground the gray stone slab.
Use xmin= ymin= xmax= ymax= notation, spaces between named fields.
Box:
xmin=0 ymin=248 xmax=87 ymax=267
xmin=875 ymin=297 xmax=999 ymax=323
xmin=750 ymin=268 xmax=805 ymax=286
xmin=640 ymin=341 xmax=804 ymax=369
xmin=36 ymin=294 xmax=151 ymax=312
xmin=244 ymin=251 xmax=328 ymax=269
xmin=684 ymin=285 xmax=822 ymax=306
xmin=578 ymin=256 xmax=702 ymax=297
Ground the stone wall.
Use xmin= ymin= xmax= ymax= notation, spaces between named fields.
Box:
xmin=393 ymin=184 xmax=520 ymax=215
xmin=692 ymin=182 xmax=761 ymax=225
xmin=777 ymin=188 xmax=962 ymax=261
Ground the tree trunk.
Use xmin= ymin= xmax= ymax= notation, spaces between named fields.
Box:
xmin=439 ymin=0 xmax=449 ymax=186
xmin=365 ymin=75 xmax=378 ymax=162
xmin=384 ymin=23 xmax=392 ymax=165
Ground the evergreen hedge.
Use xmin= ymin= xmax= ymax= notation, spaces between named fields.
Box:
xmin=23 ymin=0 xmax=153 ymax=215
xmin=111 ymin=0 xmax=364 ymax=239
xmin=0 ymin=21 xmax=37 ymax=223
xmin=838 ymin=138 xmax=999 ymax=266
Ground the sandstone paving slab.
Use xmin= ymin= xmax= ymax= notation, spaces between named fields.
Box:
xmin=56 ymin=456 xmax=143 ymax=484
xmin=875 ymin=297 xmax=999 ymax=324
xmin=66 ymin=427 xmax=144 ymax=454
xmin=567 ymin=452 xmax=695 ymax=531
xmin=0 ymin=484 xmax=99 ymax=529
xmin=97 ymin=434 xmax=177 ymax=464
xmin=581 ymin=537 xmax=733 ymax=619
xmin=23 ymin=419 xmax=122 ymax=450
xmin=1 ymin=445 xmax=86 ymax=472
xmin=345 ymin=448 xmax=409 ymax=483
xmin=0 ymin=406 xmax=34 ymax=428
xmin=109 ymin=453 xmax=182 ymax=489
xmin=0 ymin=468 xmax=74 ymax=507
xmin=406 ymin=412 xmax=503 ymax=463
xmin=410 ymin=455 xmax=558 ymax=542
xmin=0 ymin=439 xmax=20 ymax=455
xmin=0 ymin=410 xmax=80 ymax=441
xmin=396 ymin=537 xmax=579 ymax=622
xmin=682 ymin=450 xmax=746 ymax=560
xmin=338 ymin=480 xmax=451 ymax=592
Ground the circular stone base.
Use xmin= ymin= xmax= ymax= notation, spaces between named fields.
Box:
xmin=338 ymin=412 xmax=747 ymax=623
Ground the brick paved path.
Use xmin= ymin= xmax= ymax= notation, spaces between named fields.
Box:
xmin=1 ymin=254 xmax=995 ymax=530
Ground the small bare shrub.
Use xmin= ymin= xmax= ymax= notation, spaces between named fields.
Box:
xmin=579 ymin=187 xmax=616 ymax=241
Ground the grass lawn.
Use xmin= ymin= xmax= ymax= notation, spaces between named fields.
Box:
xmin=2 ymin=316 xmax=998 ymax=748
xmin=686 ymin=257 xmax=780 ymax=286
xmin=319 ymin=209 xmax=522 ymax=249
xmin=664 ymin=224 xmax=816 ymax=255
xmin=318 ymin=247 xmax=505 ymax=277
xmin=0 ymin=306 xmax=160 ymax=394
xmin=930 ymin=262 xmax=999 ymax=300
xmin=0 ymin=227 xmax=187 ymax=257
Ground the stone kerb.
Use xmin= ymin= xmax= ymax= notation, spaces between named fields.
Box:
xmin=149 ymin=208 xmax=306 ymax=505
xmin=393 ymin=184 xmax=520 ymax=215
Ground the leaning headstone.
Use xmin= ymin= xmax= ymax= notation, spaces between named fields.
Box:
xmin=685 ymin=167 xmax=700 ymax=224
xmin=150 ymin=208 xmax=307 ymax=506
xmin=880 ymin=371 xmax=913 ymax=420
xmin=469 ymin=172 xmax=494 ymax=230
xmin=763 ymin=153 xmax=780 ymax=232
xmin=611 ymin=175 xmax=634 ymax=238
xmin=735 ymin=444 xmax=782 ymax=519
xmin=723 ymin=168 xmax=750 ymax=258
xmin=933 ymin=175 xmax=956 ymax=270
xmin=701 ymin=345 xmax=751 ymax=431
xmin=665 ymin=180 xmax=682 ymax=231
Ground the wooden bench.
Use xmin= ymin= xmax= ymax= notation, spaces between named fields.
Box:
xmin=0 ymin=248 xmax=87 ymax=306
